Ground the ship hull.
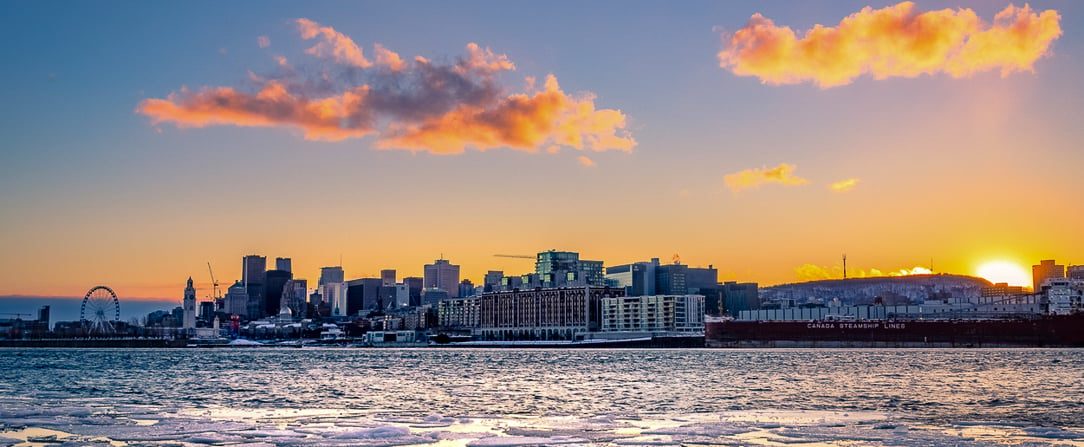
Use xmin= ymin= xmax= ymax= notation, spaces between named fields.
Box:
xmin=705 ymin=315 xmax=1084 ymax=348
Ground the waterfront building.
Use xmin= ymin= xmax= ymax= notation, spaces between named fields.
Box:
xmin=183 ymin=277 xmax=197 ymax=330
xmin=599 ymin=294 xmax=705 ymax=333
xmin=275 ymin=257 xmax=292 ymax=273
xmin=607 ymin=258 xmax=714 ymax=297
xmin=1045 ymin=279 xmax=1084 ymax=315
xmin=424 ymin=258 xmax=460 ymax=298
xmin=478 ymin=286 xmax=625 ymax=341
xmin=439 ymin=296 xmax=480 ymax=328
xmin=1033 ymin=260 xmax=1065 ymax=292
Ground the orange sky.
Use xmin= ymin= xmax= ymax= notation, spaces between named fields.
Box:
xmin=2 ymin=1 xmax=1081 ymax=300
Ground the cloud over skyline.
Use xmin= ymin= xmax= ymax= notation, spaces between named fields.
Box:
xmin=828 ymin=178 xmax=860 ymax=192
xmin=137 ymin=19 xmax=634 ymax=154
xmin=718 ymin=2 xmax=1062 ymax=88
xmin=795 ymin=263 xmax=933 ymax=281
xmin=725 ymin=163 xmax=809 ymax=193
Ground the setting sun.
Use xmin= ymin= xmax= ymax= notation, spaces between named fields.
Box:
xmin=976 ymin=261 xmax=1031 ymax=288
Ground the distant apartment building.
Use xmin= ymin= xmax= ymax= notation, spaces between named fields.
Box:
xmin=424 ymin=258 xmax=460 ymax=298
xmin=478 ymin=286 xmax=625 ymax=341
xmin=1067 ymin=265 xmax=1084 ymax=281
xmin=981 ymin=282 xmax=1025 ymax=297
xmin=1033 ymin=260 xmax=1065 ymax=292
xmin=599 ymin=294 xmax=705 ymax=333
xmin=439 ymin=296 xmax=480 ymax=329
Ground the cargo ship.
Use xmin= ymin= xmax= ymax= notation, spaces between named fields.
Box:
xmin=705 ymin=313 xmax=1084 ymax=348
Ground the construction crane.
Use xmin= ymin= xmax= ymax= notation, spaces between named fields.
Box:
xmin=494 ymin=254 xmax=535 ymax=259
xmin=207 ymin=262 xmax=221 ymax=300
xmin=0 ymin=313 xmax=32 ymax=319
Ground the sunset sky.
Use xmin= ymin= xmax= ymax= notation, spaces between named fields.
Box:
xmin=2 ymin=1 xmax=1081 ymax=301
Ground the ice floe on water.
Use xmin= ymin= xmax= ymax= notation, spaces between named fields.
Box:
xmin=1 ymin=408 xmax=1083 ymax=446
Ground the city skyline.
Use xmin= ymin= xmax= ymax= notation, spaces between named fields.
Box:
xmin=3 ymin=1 xmax=1083 ymax=299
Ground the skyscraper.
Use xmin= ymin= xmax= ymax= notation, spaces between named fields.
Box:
xmin=275 ymin=257 xmax=292 ymax=273
xmin=242 ymin=255 xmax=267 ymax=317
xmin=424 ymin=258 xmax=461 ymax=298
xmin=319 ymin=266 xmax=345 ymax=287
xmin=224 ymin=280 xmax=248 ymax=318
xmin=265 ymin=269 xmax=293 ymax=317
xmin=381 ymin=269 xmax=396 ymax=286
xmin=183 ymin=277 xmax=196 ymax=330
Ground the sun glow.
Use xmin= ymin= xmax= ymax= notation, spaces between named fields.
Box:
xmin=976 ymin=260 xmax=1031 ymax=288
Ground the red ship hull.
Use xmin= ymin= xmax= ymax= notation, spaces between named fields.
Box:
xmin=705 ymin=315 xmax=1084 ymax=348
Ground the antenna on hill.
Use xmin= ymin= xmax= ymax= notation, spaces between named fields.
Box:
xmin=842 ymin=253 xmax=847 ymax=280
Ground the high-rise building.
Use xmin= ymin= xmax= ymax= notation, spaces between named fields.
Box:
xmin=265 ymin=269 xmax=293 ymax=317
xmin=381 ymin=269 xmax=396 ymax=286
xmin=722 ymin=281 xmax=760 ymax=315
xmin=322 ymin=282 xmax=348 ymax=317
xmin=424 ymin=258 xmax=461 ymax=298
xmin=224 ymin=280 xmax=248 ymax=318
xmin=183 ymin=277 xmax=197 ymax=330
xmin=275 ymin=257 xmax=292 ymax=273
xmin=242 ymin=255 xmax=267 ymax=317
xmin=199 ymin=301 xmax=215 ymax=324
xmin=346 ymin=278 xmax=383 ymax=315
xmin=483 ymin=271 xmax=504 ymax=292
xmin=283 ymin=279 xmax=308 ymax=317
xmin=319 ymin=266 xmax=345 ymax=287
xmin=1033 ymin=260 xmax=1066 ymax=292
xmin=535 ymin=250 xmax=605 ymax=287
xmin=655 ymin=263 xmax=688 ymax=295
xmin=403 ymin=277 xmax=424 ymax=306
xmin=459 ymin=279 xmax=475 ymax=297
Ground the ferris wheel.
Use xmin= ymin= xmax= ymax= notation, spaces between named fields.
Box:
xmin=81 ymin=286 xmax=120 ymax=334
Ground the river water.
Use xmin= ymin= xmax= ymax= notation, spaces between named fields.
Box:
xmin=0 ymin=348 xmax=1082 ymax=446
